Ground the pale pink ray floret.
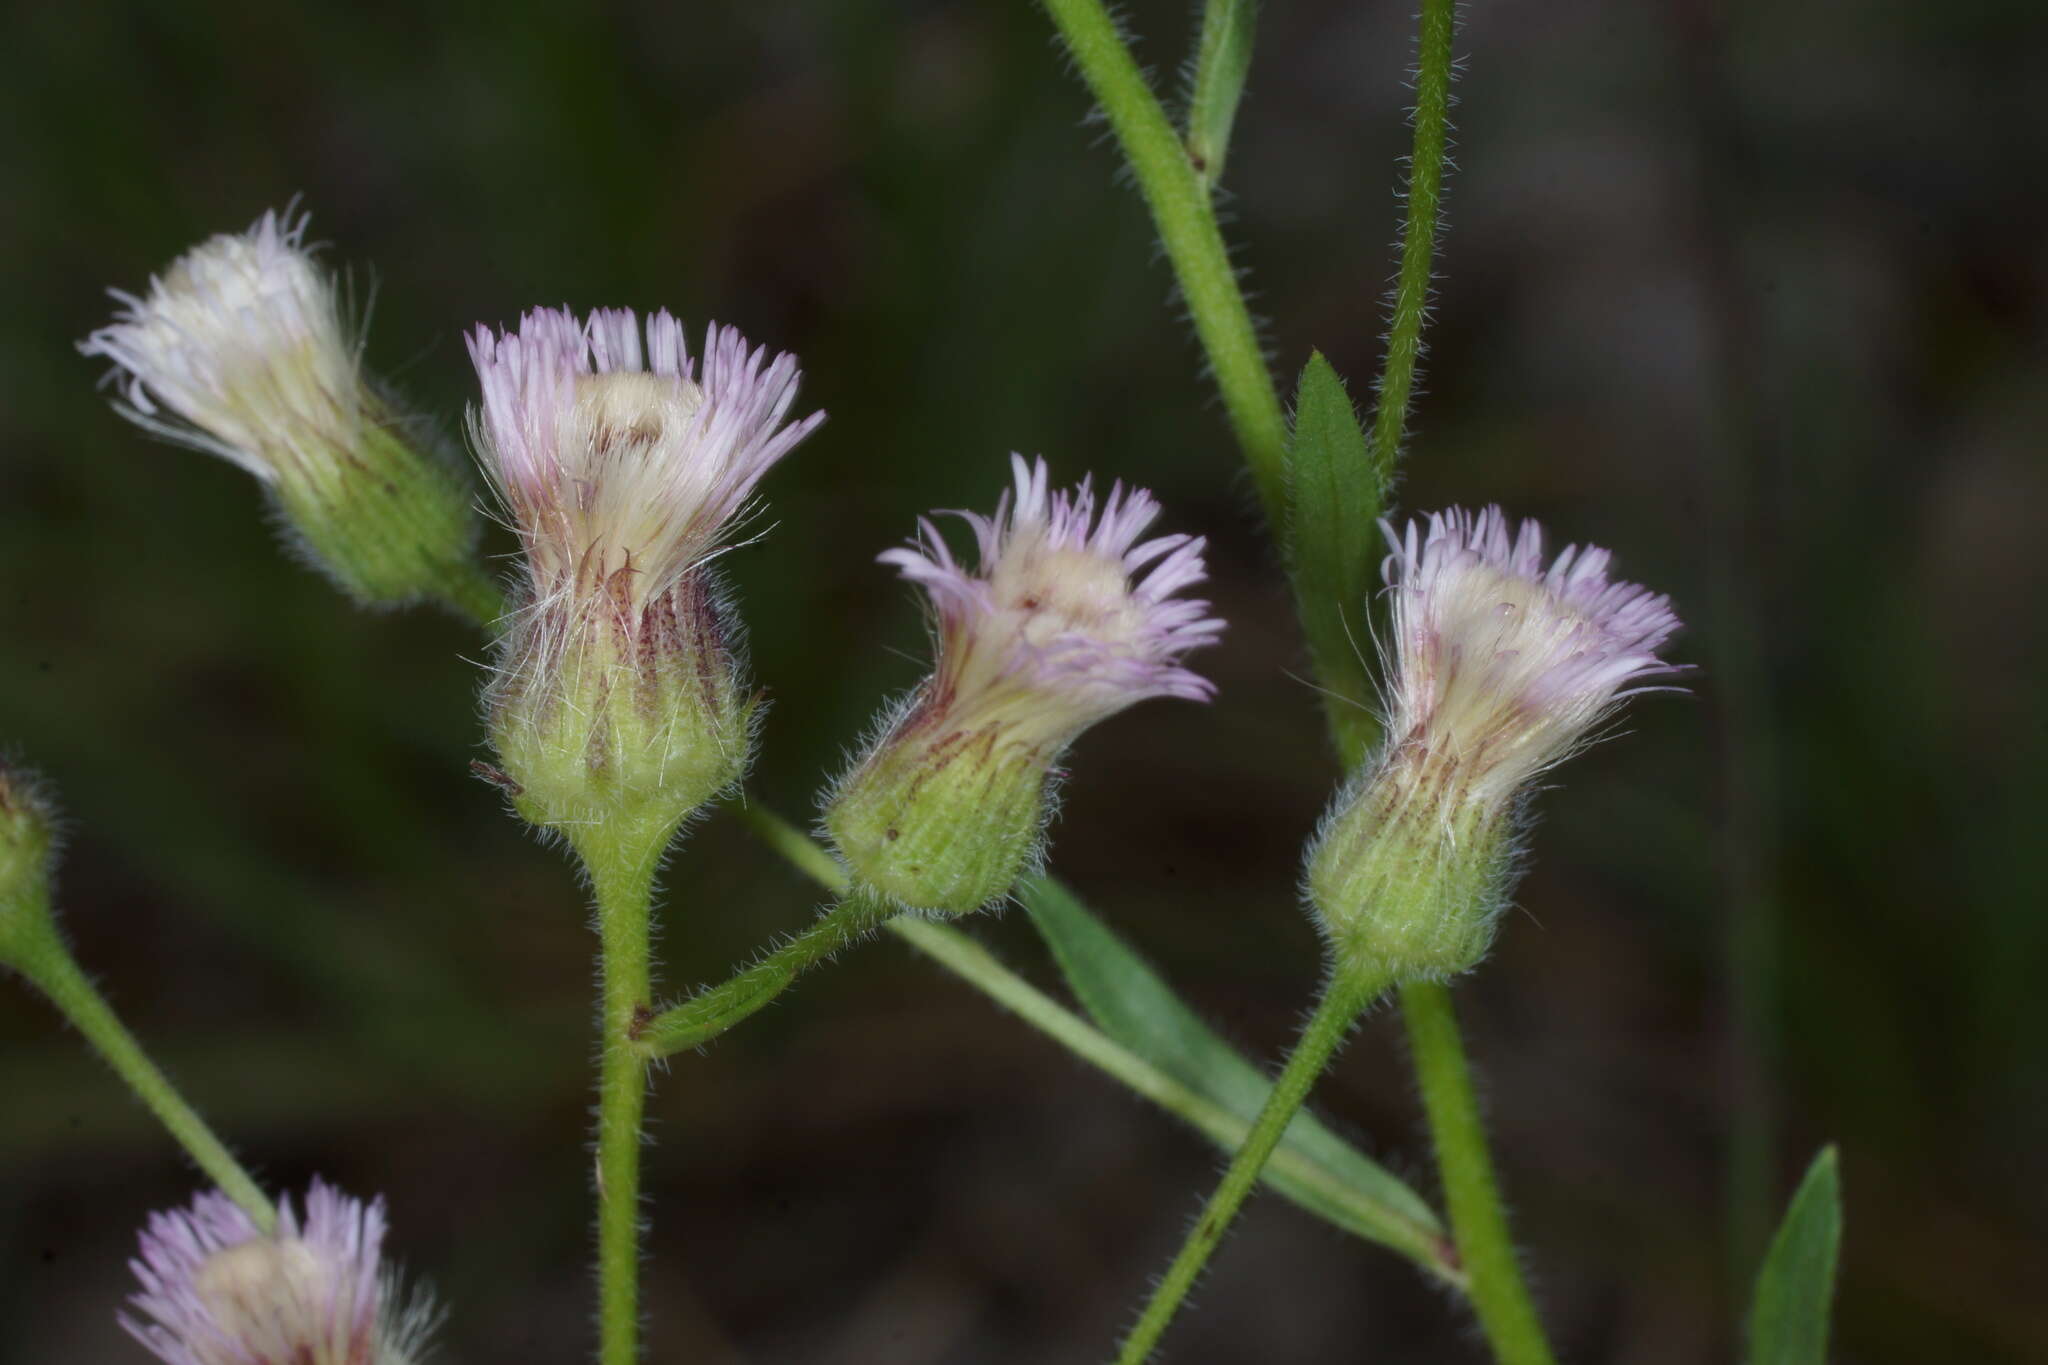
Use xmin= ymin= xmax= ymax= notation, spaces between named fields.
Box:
xmin=123 ymin=1180 xmax=433 ymax=1365
xmin=466 ymin=306 xmax=824 ymax=608
xmin=1379 ymin=505 xmax=1685 ymax=809
xmin=882 ymin=455 xmax=1223 ymax=750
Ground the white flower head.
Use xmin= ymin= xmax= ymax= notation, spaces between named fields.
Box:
xmin=467 ymin=306 xmax=824 ymax=613
xmin=1378 ymin=505 xmax=1685 ymax=810
xmin=882 ymin=454 xmax=1224 ymax=752
xmin=123 ymin=1181 xmax=435 ymax=1365
xmin=79 ymin=208 xmax=482 ymax=607
xmin=79 ymin=208 xmax=362 ymax=484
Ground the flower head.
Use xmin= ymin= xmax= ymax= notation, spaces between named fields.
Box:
xmin=468 ymin=306 xmax=824 ymax=613
xmin=78 ymin=207 xmax=480 ymax=607
xmin=467 ymin=307 xmax=824 ymax=834
xmin=881 ymin=454 xmax=1223 ymax=750
xmin=825 ymin=456 xmax=1222 ymax=913
xmin=123 ymin=1181 xmax=434 ymax=1365
xmin=1378 ymin=506 xmax=1684 ymax=809
xmin=1307 ymin=507 xmax=1684 ymax=984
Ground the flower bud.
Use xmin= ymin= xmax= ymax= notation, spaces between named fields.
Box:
xmin=826 ymin=456 xmax=1224 ymax=913
xmin=0 ymin=760 xmax=61 ymax=975
xmin=468 ymin=308 xmax=823 ymax=838
xmin=79 ymin=208 xmax=481 ymax=609
xmin=1307 ymin=507 xmax=1684 ymax=984
xmin=124 ymin=1180 xmax=435 ymax=1365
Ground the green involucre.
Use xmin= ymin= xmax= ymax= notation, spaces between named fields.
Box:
xmin=1307 ymin=755 xmax=1517 ymax=985
xmin=826 ymin=716 xmax=1049 ymax=915
xmin=490 ymin=569 xmax=753 ymax=838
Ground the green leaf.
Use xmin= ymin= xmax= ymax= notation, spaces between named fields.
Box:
xmin=1747 ymin=1146 xmax=1845 ymax=1365
xmin=1284 ymin=351 xmax=1387 ymax=767
xmin=1184 ymin=0 xmax=1258 ymax=188
xmin=1019 ymin=875 xmax=1454 ymax=1276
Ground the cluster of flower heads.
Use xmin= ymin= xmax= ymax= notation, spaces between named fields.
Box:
xmin=883 ymin=454 xmax=1224 ymax=750
xmin=468 ymin=306 xmax=825 ymax=615
xmin=1377 ymin=506 xmax=1684 ymax=811
xmin=124 ymin=1182 xmax=432 ymax=1365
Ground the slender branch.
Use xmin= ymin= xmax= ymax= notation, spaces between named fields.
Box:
xmin=573 ymin=823 xmax=667 ymax=1365
xmin=1366 ymin=0 xmax=1457 ymax=479
xmin=1114 ymin=971 xmax=1386 ymax=1364
xmin=636 ymin=889 xmax=898 ymax=1057
xmin=438 ymin=558 xmax=508 ymax=630
xmin=11 ymin=920 xmax=274 ymax=1228
xmin=728 ymin=799 xmax=1462 ymax=1283
xmin=1184 ymin=0 xmax=1258 ymax=189
xmin=1038 ymin=0 xmax=1291 ymax=525
xmin=1403 ymin=981 xmax=1557 ymax=1365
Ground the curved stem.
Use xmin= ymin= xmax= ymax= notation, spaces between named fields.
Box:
xmin=574 ymin=824 xmax=666 ymax=1365
xmin=1402 ymin=981 xmax=1558 ymax=1365
xmin=1115 ymin=973 xmax=1383 ymax=1363
xmin=12 ymin=920 xmax=274 ymax=1228
xmin=1038 ymin=0 xmax=1291 ymax=525
xmin=636 ymin=889 xmax=898 ymax=1057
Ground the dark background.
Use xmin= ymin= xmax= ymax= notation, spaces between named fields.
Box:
xmin=3 ymin=1 xmax=2044 ymax=1361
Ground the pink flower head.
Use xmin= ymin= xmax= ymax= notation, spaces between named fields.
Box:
xmin=123 ymin=1181 xmax=433 ymax=1365
xmin=467 ymin=306 xmax=824 ymax=609
xmin=1379 ymin=506 xmax=1684 ymax=809
xmin=882 ymin=454 xmax=1224 ymax=751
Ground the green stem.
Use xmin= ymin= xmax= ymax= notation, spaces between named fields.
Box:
xmin=10 ymin=916 xmax=274 ymax=1228
xmin=572 ymin=824 xmax=667 ymax=1365
xmin=1402 ymin=980 xmax=1558 ymax=1365
xmin=438 ymin=558 xmax=508 ymax=630
xmin=1114 ymin=973 xmax=1383 ymax=1364
xmin=728 ymin=799 xmax=1462 ymax=1284
xmin=1367 ymin=0 xmax=1457 ymax=474
xmin=636 ymin=890 xmax=898 ymax=1057
xmin=1038 ymin=0 xmax=1291 ymax=524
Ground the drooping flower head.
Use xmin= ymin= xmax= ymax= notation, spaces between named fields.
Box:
xmin=826 ymin=456 xmax=1223 ymax=914
xmin=78 ymin=208 xmax=480 ymax=607
xmin=1308 ymin=507 xmax=1684 ymax=984
xmin=124 ymin=1181 xmax=434 ymax=1365
xmin=467 ymin=307 xmax=824 ymax=836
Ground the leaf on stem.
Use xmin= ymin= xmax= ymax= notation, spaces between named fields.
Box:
xmin=1019 ymin=875 xmax=1448 ymax=1263
xmin=1746 ymin=1145 xmax=1845 ymax=1365
xmin=1284 ymin=352 xmax=1386 ymax=767
xmin=1184 ymin=0 xmax=1258 ymax=189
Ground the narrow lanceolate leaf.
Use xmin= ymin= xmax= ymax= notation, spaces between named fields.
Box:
xmin=1019 ymin=875 xmax=1453 ymax=1275
xmin=1184 ymin=0 xmax=1258 ymax=188
xmin=1285 ymin=352 xmax=1387 ymax=767
xmin=1747 ymin=1146 xmax=1845 ymax=1365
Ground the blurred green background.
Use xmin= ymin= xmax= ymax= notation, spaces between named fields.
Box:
xmin=4 ymin=0 xmax=2044 ymax=1360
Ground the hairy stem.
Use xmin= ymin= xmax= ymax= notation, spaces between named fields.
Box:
xmin=1114 ymin=971 xmax=1385 ymax=1364
xmin=636 ymin=889 xmax=898 ymax=1057
xmin=1367 ymin=0 xmax=1457 ymax=475
xmin=1038 ymin=0 xmax=1291 ymax=524
xmin=11 ymin=917 xmax=274 ymax=1228
xmin=573 ymin=822 xmax=668 ymax=1365
xmin=1403 ymin=981 xmax=1558 ymax=1365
